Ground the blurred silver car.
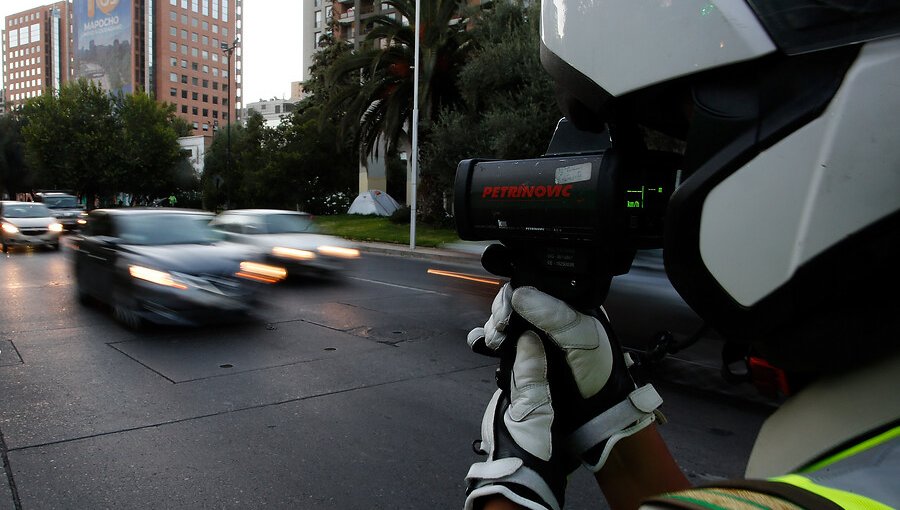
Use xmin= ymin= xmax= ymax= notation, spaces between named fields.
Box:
xmin=1 ymin=201 xmax=63 ymax=252
xmin=210 ymin=209 xmax=361 ymax=277
xmin=34 ymin=192 xmax=87 ymax=231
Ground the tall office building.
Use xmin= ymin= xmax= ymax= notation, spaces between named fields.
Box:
xmin=2 ymin=2 xmax=73 ymax=110
xmin=3 ymin=0 xmax=242 ymax=141
xmin=153 ymin=0 xmax=243 ymax=137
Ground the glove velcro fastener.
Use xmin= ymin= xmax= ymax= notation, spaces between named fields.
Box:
xmin=465 ymin=461 xmax=562 ymax=510
xmin=465 ymin=390 xmax=566 ymax=510
xmin=567 ymin=384 xmax=663 ymax=472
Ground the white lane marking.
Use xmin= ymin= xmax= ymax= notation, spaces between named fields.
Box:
xmin=348 ymin=276 xmax=450 ymax=296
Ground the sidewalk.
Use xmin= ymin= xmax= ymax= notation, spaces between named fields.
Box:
xmin=355 ymin=240 xmax=488 ymax=265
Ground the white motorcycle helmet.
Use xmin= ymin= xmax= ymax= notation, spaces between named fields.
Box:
xmin=540 ymin=1 xmax=900 ymax=380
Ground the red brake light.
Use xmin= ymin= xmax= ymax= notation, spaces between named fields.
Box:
xmin=748 ymin=356 xmax=791 ymax=399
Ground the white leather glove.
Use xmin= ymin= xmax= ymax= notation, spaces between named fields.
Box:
xmin=464 ymin=333 xmax=574 ymax=510
xmin=464 ymin=285 xmax=663 ymax=509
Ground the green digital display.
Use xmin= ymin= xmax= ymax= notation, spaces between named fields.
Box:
xmin=625 ymin=186 xmax=664 ymax=209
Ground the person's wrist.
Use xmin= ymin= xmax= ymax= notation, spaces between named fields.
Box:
xmin=477 ymin=495 xmax=526 ymax=510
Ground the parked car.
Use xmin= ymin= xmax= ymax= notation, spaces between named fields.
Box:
xmin=1 ymin=201 xmax=63 ymax=252
xmin=71 ymin=208 xmax=287 ymax=329
xmin=33 ymin=191 xmax=87 ymax=231
xmin=209 ymin=209 xmax=361 ymax=278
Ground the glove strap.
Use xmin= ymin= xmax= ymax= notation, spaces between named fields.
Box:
xmin=568 ymin=384 xmax=663 ymax=472
xmin=464 ymin=390 xmax=565 ymax=510
xmin=465 ymin=462 xmax=562 ymax=510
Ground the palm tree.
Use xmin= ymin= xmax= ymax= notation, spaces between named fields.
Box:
xmin=324 ymin=0 xmax=472 ymax=164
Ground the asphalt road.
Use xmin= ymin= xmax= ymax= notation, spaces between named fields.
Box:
xmin=0 ymin=244 xmax=774 ymax=509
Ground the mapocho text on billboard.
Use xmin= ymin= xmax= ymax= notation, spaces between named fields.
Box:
xmin=74 ymin=0 xmax=133 ymax=94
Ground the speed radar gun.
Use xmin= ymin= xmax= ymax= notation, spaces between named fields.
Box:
xmin=454 ymin=119 xmax=681 ymax=309
xmin=457 ymin=120 xmax=677 ymax=509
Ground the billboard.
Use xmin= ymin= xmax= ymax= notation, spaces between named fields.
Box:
xmin=73 ymin=0 xmax=133 ymax=94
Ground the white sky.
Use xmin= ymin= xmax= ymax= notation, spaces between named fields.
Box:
xmin=1 ymin=0 xmax=302 ymax=102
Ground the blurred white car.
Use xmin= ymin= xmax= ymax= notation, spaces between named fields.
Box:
xmin=0 ymin=201 xmax=63 ymax=252
xmin=209 ymin=209 xmax=361 ymax=277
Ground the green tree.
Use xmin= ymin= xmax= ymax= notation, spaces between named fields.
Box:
xmin=419 ymin=0 xmax=561 ymax=221
xmin=20 ymin=80 xmax=195 ymax=207
xmin=301 ymin=32 xmax=355 ymax=111
xmin=459 ymin=0 xmax=559 ymax=157
xmin=266 ymin=104 xmax=357 ymax=214
xmin=200 ymin=33 xmax=364 ymax=213
xmin=20 ymin=78 xmax=122 ymax=204
xmin=201 ymin=111 xmax=269 ymax=209
xmin=202 ymin=121 xmax=247 ymax=209
xmin=171 ymin=114 xmax=193 ymax=138
xmin=238 ymin=112 xmax=277 ymax=207
xmin=202 ymin=106 xmax=357 ymax=214
xmin=324 ymin=0 xmax=472 ymax=161
xmin=0 ymin=115 xmax=30 ymax=199
xmin=114 ymin=91 xmax=193 ymax=204
xmin=200 ymin=126 xmax=230 ymax=209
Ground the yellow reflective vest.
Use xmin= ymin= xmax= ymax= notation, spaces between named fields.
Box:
xmin=643 ymin=426 xmax=899 ymax=510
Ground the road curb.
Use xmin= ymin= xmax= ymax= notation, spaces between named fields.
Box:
xmin=356 ymin=242 xmax=484 ymax=266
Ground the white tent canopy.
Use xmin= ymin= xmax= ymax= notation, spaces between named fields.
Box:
xmin=347 ymin=190 xmax=401 ymax=216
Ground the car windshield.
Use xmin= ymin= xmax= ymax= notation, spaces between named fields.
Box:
xmin=3 ymin=203 xmax=53 ymax=218
xmin=42 ymin=196 xmax=79 ymax=208
xmin=117 ymin=214 xmax=223 ymax=245
xmin=264 ymin=214 xmax=318 ymax=234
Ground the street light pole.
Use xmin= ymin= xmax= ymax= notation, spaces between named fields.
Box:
xmin=221 ymin=37 xmax=239 ymax=207
xmin=409 ymin=0 xmax=420 ymax=250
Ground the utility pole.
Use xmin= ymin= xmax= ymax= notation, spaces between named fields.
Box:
xmin=410 ymin=0 xmax=420 ymax=250
xmin=221 ymin=37 xmax=240 ymax=207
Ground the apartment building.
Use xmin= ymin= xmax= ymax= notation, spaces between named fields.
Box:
xmin=3 ymin=0 xmax=242 ymax=141
xmin=290 ymin=80 xmax=303 ymax=100
xmin=301 ymin=0 xmax=490 ymax=83
xmin=2 ymin=2 xmax=73 ymax=110
xmin=300 ymin=1 xmax=402 ymax=84
xmin=243 ymin=97 xmax=296 ymax=128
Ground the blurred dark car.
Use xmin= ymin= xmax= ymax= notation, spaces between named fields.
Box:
xmin=71 ymin=208 xmax=287 ymax=329
xmin=209 ymin=209 xmax=361 ymax=278
xmin=34 ymin=192 xmax=87 ymax=231
xmin=1 ymin=200 xmax=63 ymax=252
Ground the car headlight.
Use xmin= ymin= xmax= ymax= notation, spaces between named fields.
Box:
xmin=129 ymin=265 xmax=189 ymax=290
xmin=236 ymin=261 xmax=287 ymax=283
xmin=318 ymin=245 xmax=360 ymax=259
xmin=1 ymin=222 xmax=19 ymax=234
xmin=49 ymin=222 xmax=63 ymax=232
xmin=272 ymin=246 xmax=316 ymax=260
xmin=77 ymin=218 xmax=87 ymax=225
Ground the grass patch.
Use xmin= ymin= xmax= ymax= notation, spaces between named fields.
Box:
xmin=315 ymin=214 xmax=459 ymax=248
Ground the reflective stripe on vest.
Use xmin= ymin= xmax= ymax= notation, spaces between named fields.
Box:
xmin=770 ymin=475 xmax=891 ymax=510
xmin=641 ymin=428 xmax=899 ymax=510
xmin=771 ymin=426 xmax=899 ymax=510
